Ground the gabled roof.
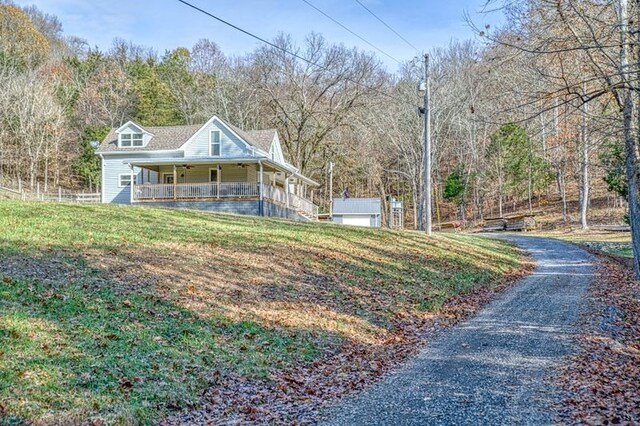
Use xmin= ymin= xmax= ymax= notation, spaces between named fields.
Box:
xmin=116 ymin=121 xmax=153 ymax=135
xmin=333 ymin=198 xmax=381 ymax=215
xmin=98 ymin=124 xmax=203 ymax=152
xmin=225 ymin=124 xmax=276 ymax=154
xmin=97 ymin=117 xmax=278 ymax=154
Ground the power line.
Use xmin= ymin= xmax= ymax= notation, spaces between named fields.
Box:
xmin=175 ymin=0 xmax=412 ymax=105
xmin=353 ymin=0 xmax=420 ymax=53
xmin=300 ymin=0 xmax=401 ymax=64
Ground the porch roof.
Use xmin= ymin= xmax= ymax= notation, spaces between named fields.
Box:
xmin=124 ymin=157 xmax=319 ymax=186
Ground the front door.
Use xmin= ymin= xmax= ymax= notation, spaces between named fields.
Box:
xmin=162 ymin=173 xmax=175 ymax=199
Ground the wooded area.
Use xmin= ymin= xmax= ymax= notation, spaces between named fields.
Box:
xmin=1 ymin=1 xmax=639 ymax=268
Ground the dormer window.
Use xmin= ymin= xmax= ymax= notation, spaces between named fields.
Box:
xmin=120 ymin=133 xmax=143 ymax=147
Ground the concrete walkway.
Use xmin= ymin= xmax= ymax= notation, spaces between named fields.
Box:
xmin=321 ymin=236 xmax=594 ymax=426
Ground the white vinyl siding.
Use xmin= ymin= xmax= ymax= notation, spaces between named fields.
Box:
xmin=182 ymin=119 xmax=251 ymax=158
xmin=333 ymin=214 xmax=380 ymax=227
xmin=341 ymin=215 xmax=372 ymax=227
xmin=101 ymin=151 xmax=181 ymax=204
xmin=157 ymin=164 xmax=248 ymax=184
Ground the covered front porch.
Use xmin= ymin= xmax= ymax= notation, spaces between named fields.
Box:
xmin=127 ymin=158 xmax=319 ymax=219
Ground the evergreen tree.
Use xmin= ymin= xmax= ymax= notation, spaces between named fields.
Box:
xmin=72 ymin=125 xmax=108 ymax=188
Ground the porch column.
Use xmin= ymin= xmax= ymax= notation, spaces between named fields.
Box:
xmin=172 ymin=165 xmax=177 ymax=200
xmin=285 ymin=174 xmax=290 ymax=208
xmin=129 ymin=164 xmax=135 ymax=203
xmin=216 ymin=165 xmax=220 ymax=199
xmin=258 ymin=160 xmax=264 ymax=216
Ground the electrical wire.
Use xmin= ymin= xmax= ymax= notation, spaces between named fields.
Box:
xmin=300 ymin=0 xmax=401 ymax=64
xmin=353 ymin=0 xmax=420 ymax=53
xmin=175 ymin=0 xmax=413 ymax=105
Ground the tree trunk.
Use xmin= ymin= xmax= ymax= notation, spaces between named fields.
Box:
xmin=580 ymin=82 xmax=589 ymax=229
xmin=498 ymin=170 xmax=503 ymax=217
xmin=560 ymin=170 xmax=568 ymax=223
xmin=621 ymin=0 xmax=640 ymax=277
xmin=528 ymin=132 xmax=533 ymax=214
xmin=624 ymin=95 xmax=640 ymax=277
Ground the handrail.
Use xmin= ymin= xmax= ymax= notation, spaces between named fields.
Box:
xmin=132 ymin=181 xmax=319 ymax=219
xmin=134 ymin=182 xmax=260 ymax=201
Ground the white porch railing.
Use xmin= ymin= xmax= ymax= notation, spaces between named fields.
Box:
xmin=133 ymin=182 xmax=318 ymax=219
xmin=263 ymin=184 xmax=318 ymax=218
xmin=289 ymin=192 xmax=319 ymax=219
xmin=264 ymin=184 xmax=287 ymax=205
xmin=134 ymin=182 xmax=260 ymax=201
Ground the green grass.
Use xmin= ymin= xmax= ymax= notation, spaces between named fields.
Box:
xmin=0 ymin=201 xmax=522 ymax=424
xmin=534 ymin=230 xmax=633 ymax=257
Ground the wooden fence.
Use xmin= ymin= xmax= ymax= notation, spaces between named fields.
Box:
xmin=0 ymin=185 xmax=100 ymax=203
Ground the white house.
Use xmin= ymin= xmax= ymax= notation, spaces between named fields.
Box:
xmin=96 ymin=116 xmax=319 ymax=220
xmin=332 ymin=198 xmax=382 ymax=227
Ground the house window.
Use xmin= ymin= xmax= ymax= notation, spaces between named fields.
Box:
xmin=120 ymin=133 xmax=143 ymax=147
xmin=210 ymin=130 xmax=221 ymax=156
xmin=119 ymin=174 xmax=137 ymax=187
xmin=209 ymin=168 xmax=219 ymax=182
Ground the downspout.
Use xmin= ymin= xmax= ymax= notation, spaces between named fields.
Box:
xmin=98 ymin=153 xmax=104 ymax=203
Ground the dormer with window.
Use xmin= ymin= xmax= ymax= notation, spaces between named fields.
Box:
xmin=120 ymin=132 xmax=144 ymax=147
xmin=116 ymin=121 xmax=152 ymax=149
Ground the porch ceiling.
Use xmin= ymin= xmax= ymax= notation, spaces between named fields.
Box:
xmin=125 ymin=157 xmax=319 ymax=186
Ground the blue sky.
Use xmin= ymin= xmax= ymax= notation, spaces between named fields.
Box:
xmin=18 ymin=0 xmax=502 ymax=71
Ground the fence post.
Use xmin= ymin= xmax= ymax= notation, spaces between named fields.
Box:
xmin=58 ymin=187 xmax=62 ymax=202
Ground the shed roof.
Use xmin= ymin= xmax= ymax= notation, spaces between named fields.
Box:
xmin=332 ymin=198 xmax=381 ymax=215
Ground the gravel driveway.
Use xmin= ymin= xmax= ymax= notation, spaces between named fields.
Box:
xmin=321 ymin=236 xmax=594 ymax=426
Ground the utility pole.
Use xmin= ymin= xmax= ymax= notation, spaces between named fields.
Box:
xmin=329 ymin=161 xmax=334 ymax=217
xmin=420 ymin=53 xmax=432 ymax=236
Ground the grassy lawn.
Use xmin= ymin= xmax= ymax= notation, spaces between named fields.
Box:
xmin=534 ymin=229 xmax=633 ymax=257
xmin=0 ymin=201 xmax=523 ymax=424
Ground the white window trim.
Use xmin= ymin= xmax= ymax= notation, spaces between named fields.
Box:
xmin=209 ymin=130 xmax=221 ymax=157
xmin=119 ymin=132 xmax=144 ymax=148
xmin=118 ymin=173 xmax=137 ymax=187
xmin=209 ymin=167 xmax=221 ymax=182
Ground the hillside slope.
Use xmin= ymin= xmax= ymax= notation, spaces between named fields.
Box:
xmin=0 ymin=202 xmax=525 ymax=424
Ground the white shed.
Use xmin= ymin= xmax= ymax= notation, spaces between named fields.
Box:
xmin=332 ymin=198 xmax=382 ymax=227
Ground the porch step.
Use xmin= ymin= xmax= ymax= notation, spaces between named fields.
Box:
xmin=296 ymin=209 xmax=317 ymax=221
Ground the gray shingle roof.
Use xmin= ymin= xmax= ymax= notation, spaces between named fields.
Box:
xmin=97 ymin=124 xmax=203 ymax=152
xmin=97 ymin=118 xmax=277 ymax=154
xmin=333 ymin=198 xmax=381 ymax=215
xmin=225 ymin=123 xmax=276 ymax=154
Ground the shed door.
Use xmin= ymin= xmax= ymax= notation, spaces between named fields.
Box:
xmin=341 ymin=215 xmax=372 ymax=227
